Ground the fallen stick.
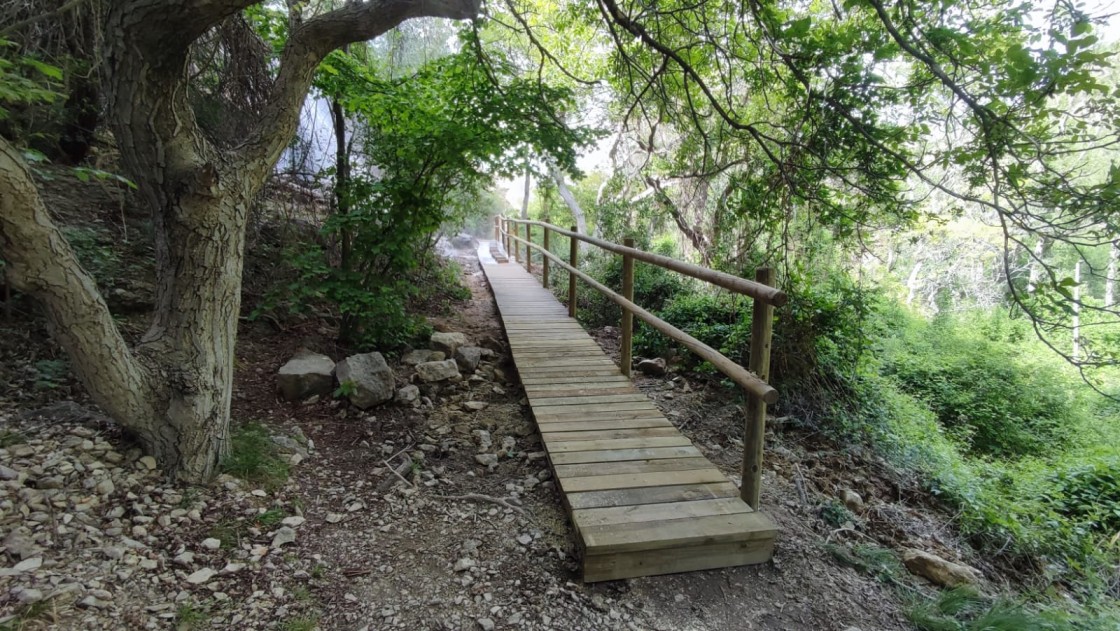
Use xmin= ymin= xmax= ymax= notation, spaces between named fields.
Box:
xmin=434 ymin=493 xmax=529 ymax=517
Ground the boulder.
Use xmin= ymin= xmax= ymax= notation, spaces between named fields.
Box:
xmin=454 ymin=346 xmax=484 ymax=373
xmin=900 ymin=548 xmax=981 ymax=587
xmin=415 ymin=359 xmax=461 ymax=383
xmin=401 ymin=349 xmax=445 ymax=366
xmin=431 ymin=332 xmax=469 ymax=357
xmin=335 ymin=352 xmax=396 ymax=408
xmin=277 ymin=350 xmax=335 ymax=401
xmin=636 ymin=357 xmax=667 ymax=376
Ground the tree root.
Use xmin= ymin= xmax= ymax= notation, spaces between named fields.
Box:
xmin=434 ymin=493 xmax=530 ymax=518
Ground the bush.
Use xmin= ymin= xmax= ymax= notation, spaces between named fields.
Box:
xmin=878 ymin=310 xmax=1077 ymax=458
xmin=1042 ymin=457 xmax=1120 ymax=536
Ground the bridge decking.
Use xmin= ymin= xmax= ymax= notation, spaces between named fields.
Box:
xmin=479 ymin=242 xmax=777 ymax=582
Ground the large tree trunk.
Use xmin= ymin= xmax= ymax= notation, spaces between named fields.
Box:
xmin=549 ymin=162 xmax=588 ymax=248
xmin=1106 ymin=239 xmax=1117 ymax=308
xmin=520 ymin=166 xmax=531 ymax=220
xmin=2 ymin=0 xmax=480 ymax=483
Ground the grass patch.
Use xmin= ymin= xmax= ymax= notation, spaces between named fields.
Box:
xmin=208 ymin=519 xmax=250 ymax=548
xmin=0 ymin=428 xmax=27 ymax=448
xmin=257 ymin=508 xmax=285 ymax=528
xmin=176 ymin=604 xmax=209 ymax=630
xmin=824 ymin=543 xmax=905 ymax=586
xmin=280 ymin=617 xmax=319 ymax=631
xmin=906 ymin=587 xmax=1078 ymax=631
xmin=221 ymin=422 xmax=289 ymax=491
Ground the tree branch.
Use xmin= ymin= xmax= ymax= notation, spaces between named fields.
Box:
xmin=0 ymin=138 xmax=158 ymax=426
xmin=237 ymin=0 xmax=481 ymax=169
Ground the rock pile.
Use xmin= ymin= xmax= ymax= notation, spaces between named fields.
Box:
xmin=275 ymin=331 xmax=492 ymax=411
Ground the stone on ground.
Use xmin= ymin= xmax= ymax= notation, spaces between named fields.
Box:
xmin=401 ymin=349 xmax=444 ymax=366
xmin=454 ymin=346 xmax=484 ymax=373
xmin=430 ymin=331 xmax=469 ymax=357
xmin=415 ymin=359 xmax=461 ymax=383
xmin=396 ymin=385 xmax=420 ymax=405
xmin=636 ymin=357 xmax=667 ymax=376
xmin=336 ymin=352 xmax=396 ymax=408
xmin=900 ymin=548 xmax=981 ymax=587
xmin=277 ymin=350 xmax=335 ymax=401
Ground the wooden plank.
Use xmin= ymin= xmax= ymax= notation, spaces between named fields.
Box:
xmin=566 ymin=481 xmax=739 ymax=509
xmin=582 ymin=538 xmax=775 ymax=583
xmin=523 ymin=386 xmax=638 ymax=398
xmin=535 ymin=419 xmax=671 ymax=432
xmin=581 ymin=511 xmax=778 ymax=554
xmin=558 ymin=468 xmax=729 ymax=493
xmin=529 ymin=394 xmax=650 ymax=407
xmin=549 ymin=446 xmax=702 ymax=465
xmin=553 ymin=456 xmax=712 ymax=478
xmin=519 ymin=376 xmax=631 ymax=385
xmin=572 ymin=497 xmax=752 ymax=529
xmin=534 ymin=409 xmax=666 ymax=422
xmin=533 ymin=402 xmax=659 ymax=417
xmin=541 ymin=427 xmax=682 ymax=442
xmin=545 ymin=436 xmax=692 ymax=453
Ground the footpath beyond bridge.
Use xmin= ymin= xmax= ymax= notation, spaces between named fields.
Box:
xmin=478 ymin=225 xmax=781 ymax=582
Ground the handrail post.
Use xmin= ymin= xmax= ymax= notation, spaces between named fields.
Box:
xmin=542 ymin=227 xmax=551 ymax=288
xmin=741 ymin=267 xmax=775 ymax=510
xmin=620 ymin=237 xmax=635 ymax=377
xmin=525 ymin=222 xmax=532 ymax=273
xmin=493 ymin=216 xmax=499 ymax=243
xmin=501 ymin=217 xmax=508 ymax=254
xmin=568 ymin=226 xmax=578 ymax=318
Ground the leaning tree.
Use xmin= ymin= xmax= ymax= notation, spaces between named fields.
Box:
xmin=0 ymin=0 xmax=480 ymax=481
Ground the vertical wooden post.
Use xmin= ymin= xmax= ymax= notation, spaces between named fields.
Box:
xmin=502 ymin=217 xmax=508 ymax=254
xmin=741 ymin=267 xmax=775 ymax=510
xmin=568 ymin=226 xmax=579 ymax=318
xmin=493 ymin=216 xmax=499 ymax=242
xmin=620 ymin=237 xmax=635 ymax=377
xmin=525 ymin=222 xmax=532 ymax=273
xmin=542 ymin=227 xmax=551 ymax=288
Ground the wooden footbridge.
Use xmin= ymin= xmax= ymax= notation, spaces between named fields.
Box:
xmin=480 ymin=218 xmax=786 ymax=582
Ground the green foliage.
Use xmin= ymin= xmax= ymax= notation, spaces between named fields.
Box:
xmin=1041 ymin=458 xmax=1120 ymax=537
xmin=175 ymin=604 xmax=209 ymax=630
xmin=62 ymin=225 xmax=120 ymax=287
xmin=825 ymin=543 xmax=904 ymax=585
xmin=32 ymin=358 xmax=68 ymax=390
xmin=220 ymin=422 xmax=289 ymax=492
xmin=333 ymin=380 xmax=356 ymax=399
xmin=879 ymin=310 xmax=1078 ymax=458
xmin=906 ymin=587 xmax=1077 ymax=631
xmin=575 ymin=238 xmax=684 ymax=330
xmin=818 ymin=499 xmax=856 ymax=528
xmin=0 ymin=39 xmax=61 ymax=121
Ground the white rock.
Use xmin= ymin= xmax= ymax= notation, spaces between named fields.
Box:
xmin=220 ymin=562 xmax=245 ymax=575
xmin=185 ymin=568 xmax=216 ymax=585
xmin=173 ymin=551 xmax=195 ymax=567
xmin=281 ymin=516 xmax=306 ymax=528
xmin=326 ymin=513 xmax=344 ymax=524
xmin=477 ymin=617 xmax=495 ymax=631
xmin=453 ymin=558 xmax=476 ymax=572
xmin=13 ymin=587 xmax=43 ymax=604
xmin=201 ymin=538 xmax=221 ymax=551
xmin=270 ymin=527 xmax=296 ymax=549
xmin=138 ymin=456 xmax=157 ymax=470
xmin=0 ymin=557 xmax=42 ymax=577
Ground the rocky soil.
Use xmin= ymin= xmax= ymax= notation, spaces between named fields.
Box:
xmin=0 ymin=246 xmax=963 ymax=631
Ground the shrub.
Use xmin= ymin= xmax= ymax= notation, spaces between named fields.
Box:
xmin=1041 ymin=457 xmax=1120 ymax=537
xmin=878 ymin=310 xmax=1076 ymax=458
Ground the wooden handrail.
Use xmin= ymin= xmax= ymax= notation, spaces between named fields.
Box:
xmin=503 ymin=217 xmax=787 ymax=307
xmin=505 ymin=229 xmax=778 ymax=404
